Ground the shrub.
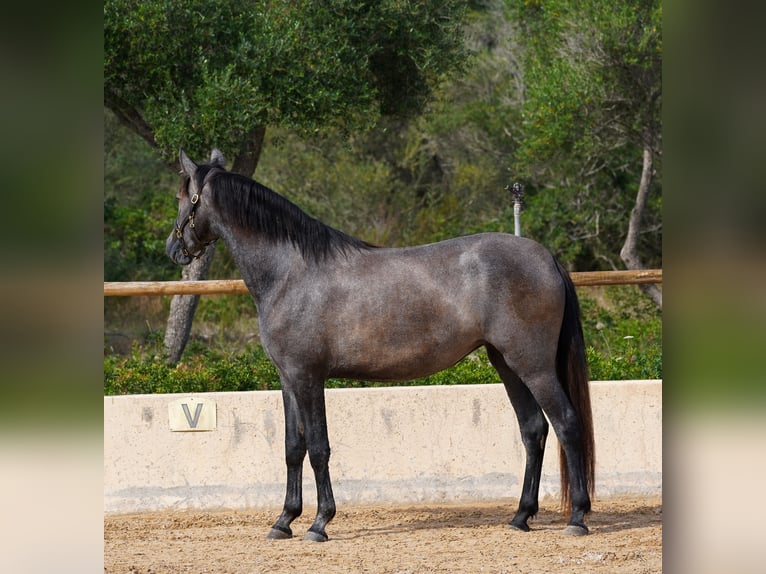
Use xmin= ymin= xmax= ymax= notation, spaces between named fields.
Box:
xmin=579 ymin=286 xmax=662 ymax=381
xmin=104 ymin=342 xmax=282 ymax=395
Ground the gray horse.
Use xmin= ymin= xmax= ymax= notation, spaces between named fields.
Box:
xmin=166 ymin=149 xmax=595 ymax=542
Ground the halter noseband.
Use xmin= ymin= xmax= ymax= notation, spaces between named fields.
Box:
xmin=174 ymin=190 xmax=216 ymax=259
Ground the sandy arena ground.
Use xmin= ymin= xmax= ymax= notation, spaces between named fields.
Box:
xmin=104 ymin=495 xmax=661 ymax=573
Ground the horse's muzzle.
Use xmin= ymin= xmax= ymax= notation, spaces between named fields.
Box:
xmin=165 ymin=231 xmax=193 ymax=266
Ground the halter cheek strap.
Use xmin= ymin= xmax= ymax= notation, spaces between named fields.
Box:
xmin=174 ymin=191 xmax=216 ymax=259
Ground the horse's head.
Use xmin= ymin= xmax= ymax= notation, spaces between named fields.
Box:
xmin=165 ymin=148 xmax=226 ymax=265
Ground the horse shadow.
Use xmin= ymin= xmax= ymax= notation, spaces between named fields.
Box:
xmin=331 ymin=500 xmax=661 ymax=540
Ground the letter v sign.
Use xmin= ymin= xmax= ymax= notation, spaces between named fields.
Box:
xmin=181 ymin=402 xmax=204 ymax=428
xmin=168 ymin=397 xmax=217 ymax=431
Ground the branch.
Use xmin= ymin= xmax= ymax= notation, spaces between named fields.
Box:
xmin=104 ymin=90 xmax=179 ymax=172
xmin=595 ymin=252 xmax=620 ymax=271
xmin=104 ymin=90 xmax=159 ymax=151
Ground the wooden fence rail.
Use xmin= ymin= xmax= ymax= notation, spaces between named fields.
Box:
xmin=103 ymin=269 xmax=661 ymax=297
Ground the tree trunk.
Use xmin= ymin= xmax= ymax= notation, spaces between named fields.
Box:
xmin=232 ymin=125 xmax=267 ymax=176
xmin=163 ymin=125 xmax=267 ymax=363
xmin=163 ymin=247 xmax=216 ymax=363
xmin=620 ymin=145 xmax=662 ymax=308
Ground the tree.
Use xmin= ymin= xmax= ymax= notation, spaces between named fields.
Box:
xmin=508 ymin=0 xmax=662 ymax=306
xmin=104 ymin=0 xmax=469 ymax=361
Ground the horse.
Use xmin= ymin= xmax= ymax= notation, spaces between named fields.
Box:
xmin=166 ymin=148 xmax=595 ymax=542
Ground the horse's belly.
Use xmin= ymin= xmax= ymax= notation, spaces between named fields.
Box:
xmin=328 ymin=322 xmax=482 ymax=382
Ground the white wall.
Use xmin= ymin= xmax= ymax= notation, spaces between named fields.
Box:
xmin=104 ymin=381 xmax=661 ymax=513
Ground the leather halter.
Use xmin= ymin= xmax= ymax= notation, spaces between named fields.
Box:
xmin=174 ymin=190 xmax=216 ymax=259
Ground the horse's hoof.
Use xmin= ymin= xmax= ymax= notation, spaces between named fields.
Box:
xmin=266 ymin=527 xmax=292 ymax=540
xmin=303 ymin=529 xmax=329 ymax=542
xmin=563 ymin=524 xmax=589 ymax=536
xmin=508 ymin=521 xmax=530 ymax=532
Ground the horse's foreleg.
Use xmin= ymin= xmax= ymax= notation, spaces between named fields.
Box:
xmin=488 ymin=347 xmax=548 ymax=532
xmin=301 ymin=385 xmax=336 ymax=542
xmin=267 ymin=389 xmax=306 ymax=540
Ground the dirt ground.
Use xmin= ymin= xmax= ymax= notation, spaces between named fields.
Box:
xmin=104 ymin=495 xmax=661 ymax=574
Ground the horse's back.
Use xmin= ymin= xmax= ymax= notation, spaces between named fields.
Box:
xmin=371 ymin=232 xmax=563 ymax=298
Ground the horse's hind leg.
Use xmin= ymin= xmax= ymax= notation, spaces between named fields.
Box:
xmin=487 ymin=345 xmax=548 ymax=532
xmin=519 ymin=370 xmax=592 ymax=535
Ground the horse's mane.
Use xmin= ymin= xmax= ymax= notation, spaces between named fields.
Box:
xmin=208 ymin=170 xmax=375 ymax=262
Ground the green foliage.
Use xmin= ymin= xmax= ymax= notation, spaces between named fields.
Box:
xmin=104 ymin=110 xmax=180 ymax=281
xmin=253 ymin=128 xmax=403 ymax=246
xmin=104 ymin=192 xmax=178 ymax=281
xmin=194 ymin=293 xmax=257 ymax=329
xmin=510 ymin=0 xmax=661 ymax=160
xmin=579 ymin=286 xmax=662 ymax=380
xmin=586 ymin=341 xmax=662 ymax=382
xmin=506 ymin=0 xmax=662 ymax=271
xmin=104 ymin=0 xmax=469 ymax=165
xmin=104 ymin=341 xmax=281 ymax=395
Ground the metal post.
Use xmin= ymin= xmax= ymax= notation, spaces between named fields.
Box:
xmin=506 ymin=182 xmax=524 ymax=237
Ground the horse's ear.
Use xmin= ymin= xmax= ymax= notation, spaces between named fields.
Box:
xmin=210 ymin=148 xmax=226 ymax=168
xmin=179 ymin=149 xmax=197 ymax=176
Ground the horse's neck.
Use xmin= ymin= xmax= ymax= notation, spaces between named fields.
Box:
xmin=218 ymin=226 xmax=298 ymax=306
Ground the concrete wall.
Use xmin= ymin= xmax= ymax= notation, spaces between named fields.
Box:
xmin=104 ymin=381 xmax=661 ymax=513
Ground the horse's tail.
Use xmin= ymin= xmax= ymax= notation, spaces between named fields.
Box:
xmin=554 ymin=258 xmax=595 ymax=511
